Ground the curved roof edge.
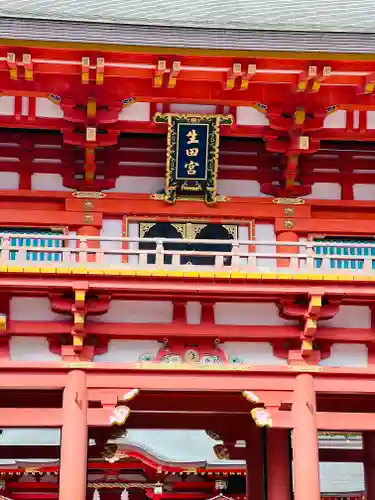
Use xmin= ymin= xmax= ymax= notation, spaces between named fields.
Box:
xmin=0 ymin=17 xmax=375 ymax=54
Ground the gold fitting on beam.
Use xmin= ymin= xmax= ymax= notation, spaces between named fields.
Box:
xmin=154 ymin=60 xmax=166 ymax=88
xmin=7 ymin=53 xmax=17 ymax=80
xmin=168 ymin=61 xmax=181 ymax=89
xmin=22 ymin=54 xmax=33 ymax=81
xmin=81 ymin=57 xmax=90 ymax=84
xmin=240 ymin=63 xmax=256 ymax=90
xmin=299 ymin=136 xmax=310 ymax=150
xmin=86 ymin=127 xmax=96 ymax=143
xmin=96 ymin=57 xmax=105 ymax=85
xmin=87 ymin=98 xmax=97 ymax=118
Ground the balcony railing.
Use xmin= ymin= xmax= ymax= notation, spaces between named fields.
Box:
xmin=0 ymin=233 xmax=374 ymax=276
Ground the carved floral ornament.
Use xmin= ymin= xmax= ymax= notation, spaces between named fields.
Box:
xmin=109 ymin=389 xmax=140 ymax=426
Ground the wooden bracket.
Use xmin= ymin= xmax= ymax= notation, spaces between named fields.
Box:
xmin=297 ymin=66 xmax=331 ymax=93
xmin=22 ymin=54 xmax=33 ymax=81
xmin=96 ymin=57 xmax=105 ymax=85
xmin=301 ymin=294 xmax=323 ymax=356
xmin=240 ymin=64 xmax=256 ymax=90
xmin=81 ymin=57 xmax=90 ymax=84
xmin=168 ymin=61 xmax=181 ymax=88
xmin=154 ymin=60 xmax=166 ymax=88
xmin=6 ymin=53 xmax=17 ymax=80
xmin=71 ymin=289 xmax=87 ymax=352
xmin=225 ymin=63 xmax=242 ymax=90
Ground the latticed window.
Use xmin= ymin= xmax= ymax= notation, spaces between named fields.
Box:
xmin=314 ymin=237 xmax=375 ymax=270
xmin=139 ymin=221 xmax=237 ymax=265
xmin=0 ymin=228 xmax=64 ymax=262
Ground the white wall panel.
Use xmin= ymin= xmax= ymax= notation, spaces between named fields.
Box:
xmin=0 ymin=96 xmax=15 ymax=116
xmin=186 ymin=302 xmax=201 ymax=324
xmin=21 ymin=97 xmax=29 ymax=116
xmin=353 ymin=184 xmax=375 ymax=200
xmin=118 ymin=102 xmax=151 ymax=122
xmin=218 ymin=179 xmax=267 ymax=197
xmin=222 ymin=342 xmax=287 ymax=365
xmin=319 ymin=343 xmax=368 ymax=368
xmin=93 ymin=340 xmax=160 ymax=362
xmin=236 ymin=107 xmax=269 ymax=126
xmin=88 ymin=300 xmax=173 ymax=323
xmin=255 ymin=223 xmax=276 ymax=270
xmin=169 ymin=104 xmax=216 ymax=114
xmin=106 ymin=176 xmax=164 ymax=194
xmin=31 ymin=173 xmax=73 ymax=191
xmin=100 ymin=219 xmax=122 ymax=265
xmin=215 ymin=303 xmax=292 ymax=325
xmin=10 ymin=337 xmax=62 ymax=361
xmin=10 ymin=297 xmax=68 ymax=321
xmin=323 ymin=110 xmax=346 ymax=128
xmin=0 ymin=172 xmax=19 ymax=189
xmin=304 ymin=183 xmax=341 ymax=200
xmin=322 ymin=305 xmax=371 ymax=328
xmin=35 ymin=98 xmax=64 ymax=118
xmin=367 ymin=111 xmax=375 ymax=129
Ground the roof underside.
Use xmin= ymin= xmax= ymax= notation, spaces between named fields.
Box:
xmin=0 ymin=18 xmax=375 ymax=54
xmin=0 ymin=0 xmax=375 ymax=33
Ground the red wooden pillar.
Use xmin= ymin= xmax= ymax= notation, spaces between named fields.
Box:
xmin=246 ymin=427 xmax=264 ymax=500
xmin=292 ymin=374 xmax=320 ymax=500
xmin=266 ymin=429 xmax=291 ymax=500
xmin=363 ymin=432 xmax=375 ymax=500
xmin=77 ymin=225 xmax=100 ymax=262
xmin=59 ymin=370 xmax=88 ymax=500
xmin=276 ymin=230 xmax=299 ymax=267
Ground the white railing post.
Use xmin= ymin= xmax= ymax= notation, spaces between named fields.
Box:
xmin=78 ymin=238 xmax=88 ymax=263
xmin=363 ymin=257 xmax=373 ymax=273
xmin=0 ymin=235 xmax=10 ymax=264
xmin=231 ymin=243 xmax=240 ymax=270
xmin=155 ymin=240 xmax=164 ymax=268
xmin=305 ymin=241 xmax=314 ymax=271
xmin=215 ymin=255 xmax=224 ymax=268
xmin=172 ymin=253 xmax=181 ymax=267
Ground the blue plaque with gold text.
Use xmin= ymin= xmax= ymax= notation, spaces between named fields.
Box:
xmin=153 ymin=113 xmax=233 ymax=204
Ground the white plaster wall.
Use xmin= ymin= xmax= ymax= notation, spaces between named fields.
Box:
xmin=353 ymin=184 xmax=375 ymax=200
xmin=22 ymin=97 xmax=29 ymax=116
xmin=214 ymin=303 xmax=292 ymax=325
xmin=217 ymin=179 xmax=267 ymax=197
xmin=186 ymin=302 xmax=201 ymax=324
xmin=106 ymin=176 xmax=164 ymax=194
xmin=0 ymin=96 xmax=15 ymax=115
xmin=0 ymin=172 xmax=19 ymax=189
xmin=367 ymin=111 xmax=375 ymax=129
xmin=323 ymin=110 xmax=346 ymax=128
xmin=93 ymin=340 xmax=160 ymax=362
xmin=304 ymin=183 xmax=341 ymax=200
xmin=222 ymin=341 xmax=287 ymax=365
xmin=35 ymin=98 xmax=64 ymax=118
xmin=255 ymin=223 xmax=276 ymax=270
xmin=9 ymin=337 xmax=62 ymax=361
xmin=169 ymin=104 xmax=217 ymax=114
xmin=320 ymin=462 xmax=364 ymax=494
xmin=100 ymin=219 xmax=122 ymax=265
xmin=88 ymin=300 xmax=173 ymax=323
xmin=236 ymin=107 xmax=269 ymax=126
xmin=319 ymin=343 xmax=368 ymax=368
xmin=31 ymin=173 xmax=73 ymax=191
xmin=10 ymin=297 xmax=68 ymax=321
xmin=322 ymin=305 xmax=371 ymax=328
xmin=353 ymin=110 xmax=360 ymax=129
xmin=118 ymin=102 xmax=151 ymax=122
